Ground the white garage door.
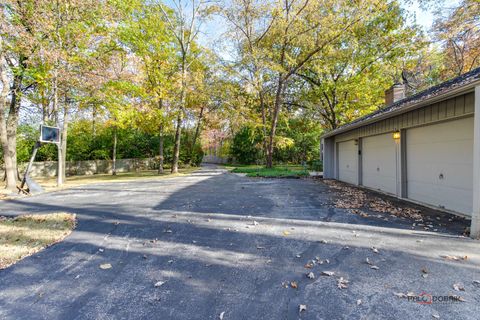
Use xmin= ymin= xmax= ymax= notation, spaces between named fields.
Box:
xmin=337 ymin=140 xmax=358 ymax=185
xmin=407 ymin=117 xmax=474 ymax=215
xmin=362 ymin=133 xmax=398 ymax=195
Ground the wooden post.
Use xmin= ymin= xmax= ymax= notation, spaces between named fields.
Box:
xmin=19 ymin=141 xmax=41 ymax=192
xmin=471 ymin=86 xmax=480 ymax=238
xmin=322 ymin=137 xmax=335 ymax=179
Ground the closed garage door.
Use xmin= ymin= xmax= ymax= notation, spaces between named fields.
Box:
xmin=362 ymin=133 xmax=398 ymax=195
xmin=407 ymin=117 xmax=474 ymax=215
xmin=337 ymin=140 xmax=358 ymax=184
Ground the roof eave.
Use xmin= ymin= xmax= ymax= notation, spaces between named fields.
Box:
xmin=321 ymin=80 xmax=480 ymax=139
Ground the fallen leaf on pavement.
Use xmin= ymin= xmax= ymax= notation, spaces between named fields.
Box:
xmin=304 ymin=262 xmax=314 ymax=269
xmin=371 ymin=247 xmax=379 ymax=254
xmin=365 ymin=258 xmax=373 ymax=265
xmin=290 ymin=281 xmax=298 ymax=289
xmin=99 ymin=263 xmax=112 ymax=270
xmin=453 ymin=283 xmax=465 ymax=291
xmin=324 ymin=180 xmax=422 ymax=219
xmin=154 ymin=281 xmax=166 ymax=288
xmin=337 ymin=277 xmax=349 ymax=289
xmin=394 ymin=292 xmax=416 ymax=298
xmin=370 ymin=265 xmax=379 ymax=270
xmin=356 ymin=299 xmax=362 ymax=306
xmin=307 ymin=272 xmax=315 ymax=279
xmin=219 ymin=311 xmax=225 ymax=319
xmin=321 ymin=271 xmax=335 ymax=276
xmin=299 ymin=305 xmax=307 ymax=313
xmin=432 ymin=313 xmax=440 ymax=319
xmin=283 ymin=231 xmax=290 ymax=236
xmin=473 ymin=280 xmax=480 ymax=286
xmin=421 ymin=267 xmax=428 ymax=274
xmin=441 ymin=255 xmax=467 ymax=261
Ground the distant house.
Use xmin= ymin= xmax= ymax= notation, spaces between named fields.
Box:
xmin=321 ymin=67 xmax=480 ymax=238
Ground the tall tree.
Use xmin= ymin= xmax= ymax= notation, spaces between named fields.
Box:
xmin=118 ymin=0 xmax=175 ymax=174
xmin=37 ymin=0 xmax=120 ymax=185
xmin=294 ymin=1 xmax=423 ymax=129
xmin=0 ymin=1 xmax=38 ymax=190
xmin=159 ymin=0 xmax=211 ymax=173
xmin=433 ymin=0 xmax=480 ymax=78
xmin=221 ymin=0 xmax=274 ymax=163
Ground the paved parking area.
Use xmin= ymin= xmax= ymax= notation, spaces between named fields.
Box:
xmin=0 ymin=165 xmax=479 ymax=320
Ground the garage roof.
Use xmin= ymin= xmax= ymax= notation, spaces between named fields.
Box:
xmin=322 ymin=67 xmax=480 ymax=138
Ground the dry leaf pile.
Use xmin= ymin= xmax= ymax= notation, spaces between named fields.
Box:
xmin=323 ymin=180 xmax=423 ymax=220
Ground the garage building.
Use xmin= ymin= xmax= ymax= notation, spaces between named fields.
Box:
xmin=321 ymin=67 xmax=480 ymax=238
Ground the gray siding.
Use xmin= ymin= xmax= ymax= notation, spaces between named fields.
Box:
xmin=334 ymin=92 xmax=474 ymax=142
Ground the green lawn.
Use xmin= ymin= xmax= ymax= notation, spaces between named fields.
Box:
xmin=229 ymin=165 xmax=309 ymax=178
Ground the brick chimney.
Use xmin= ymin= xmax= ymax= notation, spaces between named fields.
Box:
xmin=385 ymin=83 xmax=405 ymax=106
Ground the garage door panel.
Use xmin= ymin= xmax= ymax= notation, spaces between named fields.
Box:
xmin=408 ymin=183 xmax=472 ymax=213
xmin=407 ymin=117 xmax=473 ymax=215
xmin=408 ymin=163 xmax=472 ymax=189
xmin=362 ymin=133 xmax=397 ymax=195
xmin=337 ymin=140 xmax=358 ymax=185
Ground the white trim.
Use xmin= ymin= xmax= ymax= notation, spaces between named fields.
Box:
xmin=471 ymin=86 xmax=480 ymax=238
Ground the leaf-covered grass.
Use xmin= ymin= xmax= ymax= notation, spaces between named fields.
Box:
xmin=231 ymin=165 xmax=309 ymax=178
xmin=0 ymin=213 xmax=76 ymax=269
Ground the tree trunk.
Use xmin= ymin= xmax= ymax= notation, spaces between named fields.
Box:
xmin=171 ymin=61 xmax=187 ymax=174
xmin=266 ymin=76 xmax=285 ymax=168
xmin=112 ymin=125 xmax=117 ymax=176
xmin=157 ymin=99 xmax=164 ymax=174
xmin=171 ymin=113 xmax=182 ymax=174
xmin=158 ymin=124 xmax=164 ymax=174
xmin=190 ymin=106 xmax=204 ymax=165
xmin=0 ymin=48 xmax=22 ymax=191
xmin=57 ymin=102 xmax=69 ymax=186
xmin=260 ymin=92 xmax=268 ymax=164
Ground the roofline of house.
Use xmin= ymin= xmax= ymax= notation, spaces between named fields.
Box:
xmin=321 ymin=77 xmax=480 ymax=139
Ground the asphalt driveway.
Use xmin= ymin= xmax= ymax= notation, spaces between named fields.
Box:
xmin=0 ymin=165 xmax=479 ymax=320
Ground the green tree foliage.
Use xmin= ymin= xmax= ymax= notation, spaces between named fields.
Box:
xmin=16 ymin=120 xmax=202 ymax=167
xmin=2 ymin=0 xmax=478 ymax=184
xmin=230 ymin=126 xmax=263 ymax=164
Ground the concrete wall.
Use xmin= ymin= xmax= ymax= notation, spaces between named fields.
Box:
xmin=202 ymin=155 xmax=228 ymax=164
xmin=1 ymin=158 xmax=157 ymax=178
